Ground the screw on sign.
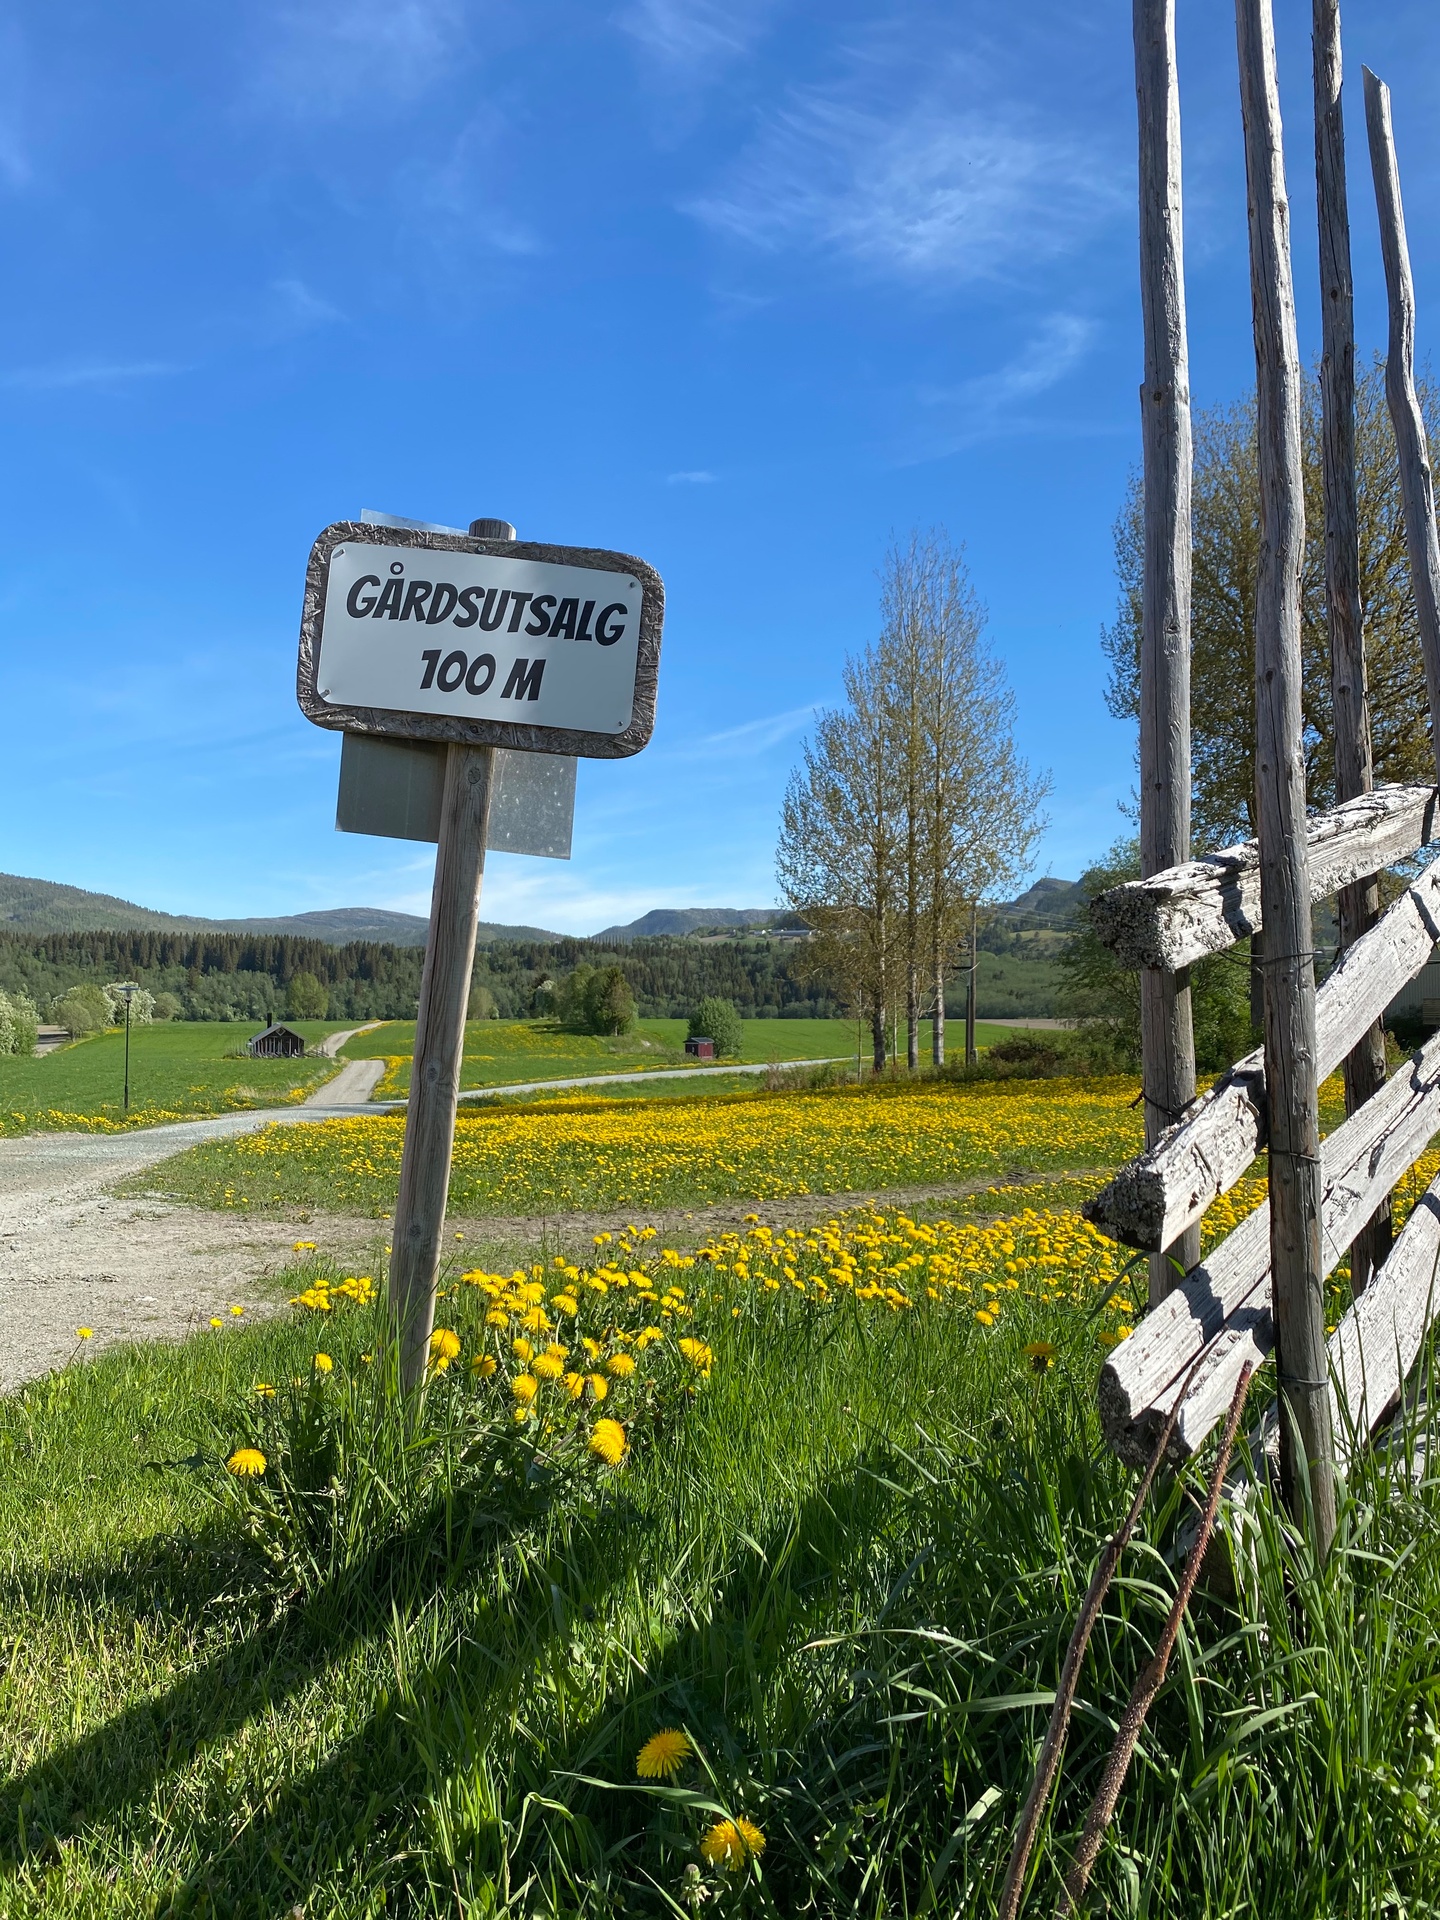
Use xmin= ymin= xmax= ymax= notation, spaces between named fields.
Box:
xmin=296 ymin=515 xmax=665 ymax=1392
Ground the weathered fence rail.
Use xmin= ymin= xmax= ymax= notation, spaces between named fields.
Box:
xmin=1087 ymin=858 xmax=1440 ymax=1251
xmin=1100 ymin=1027 xmax=1440 ymax=1465
xmin=1091 ymin=782 xmax=1437 ymax=972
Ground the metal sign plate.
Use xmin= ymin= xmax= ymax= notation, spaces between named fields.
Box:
xmin=335 ymin=734 xmax=575 ymax=857
xmin=297 ymin=522 xmax=663 ymax=759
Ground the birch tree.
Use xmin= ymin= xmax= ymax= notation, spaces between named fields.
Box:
xmin=779 ymin=533 xmax=1049 ymax=1069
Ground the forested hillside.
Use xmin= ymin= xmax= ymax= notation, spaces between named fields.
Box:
xmin=0 ymin=920 xmax=1066 ymax=1023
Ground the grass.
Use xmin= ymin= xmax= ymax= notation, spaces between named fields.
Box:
xmin=0 ymin=1021 xmax=356 ymax=1135
xmin=345 ymin=1019 xmax=1023 ymax=1098
xmin=131 ymin=1074 xmax=1147 ymax=1219
xmin=5 ymin=1211 xmax=1439 ymax=1917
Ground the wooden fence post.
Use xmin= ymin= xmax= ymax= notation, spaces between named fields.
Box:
xmin=1134 ymin=0 xmax=1200 ymax=1304
xmin=1314 ymin=0 xmax=1390 ymax=1295
xmin=1364 ymin=69 xmax=1440 ymax=778
xmin=387 ymin=518 xmax=513 ymax=1394
xmin=1237 ymin=0 xmax=1337 ymax=1554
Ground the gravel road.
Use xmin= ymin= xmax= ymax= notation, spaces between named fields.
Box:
xmin=0 ymin=1098 xmax=386 ymax=1394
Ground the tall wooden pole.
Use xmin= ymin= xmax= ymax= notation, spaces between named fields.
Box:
xmin=1237 ymin=0 xmax=1337 ymax=1553
xmin=1364 ymin=70 xmax=1440 ymax=781
xmin=1134 ymin=0 xmax=1200 ymax=1304
xmin=965 ymin=900 xmax=978 ymax=1065
xmin=1315 ymin=0 xmax=1390 ymax=1296
xmin=388 ymin=517 xmax=513 ymax=1393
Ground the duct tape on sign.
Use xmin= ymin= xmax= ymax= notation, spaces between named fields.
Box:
xmin=297 ymin=521 xmax=664 ymax=759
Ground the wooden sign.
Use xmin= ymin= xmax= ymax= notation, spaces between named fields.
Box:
xmin=297 ymin=521 xmax=663 ymax=758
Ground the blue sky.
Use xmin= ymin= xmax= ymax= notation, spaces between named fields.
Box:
xmin=1 ymin=0 xmax=1438 ymax=936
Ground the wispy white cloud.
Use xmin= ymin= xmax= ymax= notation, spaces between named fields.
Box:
xmin=403 ymin=118 xmax=545 ymax=258
xmin=268 ymin=277 xmax=342 ymax=333
xmin=682 ymin=704 xmax=818 ymax=758
xmin=1 ymin=359 xmax=183 ymax=392
xmin=918 ymin=312 xmax=1099 ymax=440
xmin=617 ymin=0 xmax=779 ymax=74
xmin=689 ymin=73 xmax=1125 ymax=283
xmin=254 ymin=0 xmax=469 ymax=120
xmin=666 ymin=468 xmax=715 ymax=484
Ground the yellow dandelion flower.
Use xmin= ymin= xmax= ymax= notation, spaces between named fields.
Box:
xmin=313 ymin=1353 xmax=334 ymax=1373
xmin=429 ymin=1327 xmax=461 ymax=1371
xmin=588 ymin=1418 xmax=627 ymax=1465
xmin=532 ymin=1352 xmax=564 ymax=1381
xmin=587 ymin=1372 xmax=609 ymax=1401
xmin=563 ymin=1370 xmax=585 ymax=1400
xmin=636 ymin=1728 xmax=691 ymax=1779
xmin=677 ymin=1337 xmax=713 ymax=1372
xmin=512 ymin=1337 xmax=534 ymax=1362
xmin=470 ymin=1353 xmax=498 ymax=1377
xmin=700 ymin=1817 xmax=765 ymax=1870
xmin=76 ymin=1327 xmax=93 ymax=1340
xmin=230 ymin=1305 xmax=245 ymax=1317
xmin=512 ymin=1404 xmax=532 ymax=1424
xmin=209 ymin=1317 xmax=224 ymax=1329
xmin=512 ymin=1373 xmax=539 ymax=1403
xmin=607 ymin=1352 xmax=636 ymax=1377
xmin=1024 ymin=1341 xmax=1056 ymax=1374
xmin=226 ymin=1447 xmax=267 ymax=1477
xmin=253 ymin=1381 xmax=276 ymax=1398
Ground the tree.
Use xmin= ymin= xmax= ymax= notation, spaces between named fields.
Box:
xmin=1103 ymin=361 xmax=1437 ymax=849
xmin=286 ymin=971 xmax=329 ymax=1019
xmin=689 ymin=996 xmax=743 ymax=1059
xmin=777 ymin=659 xmax=902 ymax=1071
xmin=585 ymin=967 xmax=635 ymax=1036
xmin=778 ymin=532 xmax=1049 ymax=1071
xmin=468 ymin=981 xmax=498 ymax=1021
xmin=0 ymin=989 xmax=38 ymax=1056
xmin=152 ymin=992 xmax=182 ymax=1021
xmin=53 ymin=983 xmax=111 ymax=1034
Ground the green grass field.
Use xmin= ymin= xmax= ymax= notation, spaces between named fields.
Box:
xmin=2 ymin=1225 xmax=1433 ymax=1916
xmin=0 ymin=1021 xmax=353 ymax=1134
xmin=347 ymin=1017 xmax=1022 ymax=1097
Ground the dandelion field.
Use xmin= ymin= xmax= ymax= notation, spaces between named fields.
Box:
xmin=0 ymin=1021 xmax=351 ymax=1136
xmin=135 ymin=1074 xmax=1147 ymax=1218
xmin=6 ymin=1191 xmax=1440 ymax=1918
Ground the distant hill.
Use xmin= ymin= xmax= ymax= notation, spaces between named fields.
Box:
xmin=593 ymin=907 xmax=794 ymax=941
xmin=1005 ymin=877 xmax=1083 ymax=926
xmin=0 ymin=872 xmax=560 ymax=947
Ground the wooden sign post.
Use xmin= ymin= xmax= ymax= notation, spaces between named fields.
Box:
xmin=296 ymin=514 xmax=665 ymax=1390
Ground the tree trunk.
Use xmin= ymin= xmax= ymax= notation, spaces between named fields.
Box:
xmin=1135 ymin=0 xmax=1201 ymax=1304
xmin=1315 ymin=0 xmax=1389 ymax=1295
xmin=907 ymin=965 xmax=919 ymax=1069
xmin=965 ymin=903 xmax=978 ymax=1065
xmin=1238 ymin=0 xmax=1337 ymax=1555
xmin=933 ymin=943 xmax=946 ymax=1067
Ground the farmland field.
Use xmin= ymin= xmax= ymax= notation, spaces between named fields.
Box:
xmin=0 ymin=1021 xmax=354 ymax=1135
xmin=344 ymin=1015 xmax=1024 ymax=1097
xmin=134 ymin=1074 xmax=1148 ymax=1217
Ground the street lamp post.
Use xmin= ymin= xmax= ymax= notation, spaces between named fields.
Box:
xmin=116 ymin=982 xmax=139 ymax=1110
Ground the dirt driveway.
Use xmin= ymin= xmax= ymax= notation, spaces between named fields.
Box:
xmin=0 ymin=1103 xmax=384 ymax=1394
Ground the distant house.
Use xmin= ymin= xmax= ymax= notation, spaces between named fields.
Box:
xmin=685 ymin=1036 xmax=716 ymax=1060
xmin=247 ymin=1023 xmax=306 ymax=1059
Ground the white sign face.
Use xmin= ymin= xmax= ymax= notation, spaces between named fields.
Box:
xmin=297 ymin=524 xmax=664 ymax=759
xmin=320 ymin=546 xmax=641 ymax=734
